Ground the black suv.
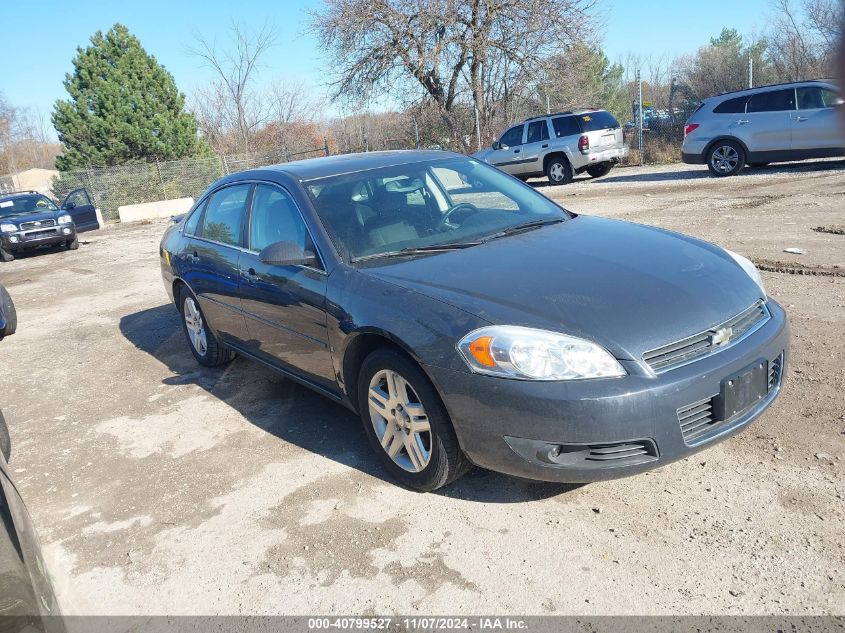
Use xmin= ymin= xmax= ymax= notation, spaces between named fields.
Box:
xmin=0 ymin=189 xmax=99 ymax=262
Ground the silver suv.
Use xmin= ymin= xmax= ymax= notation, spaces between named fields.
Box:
xmin=473 ymin=109 xmax=628 ymax=185
xmin=682 ymin=80 xmax=845 ymax=177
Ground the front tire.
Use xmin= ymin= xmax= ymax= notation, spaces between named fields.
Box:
xmin=0 ymin=284 xmax=16 ymax=340
xmin=707 ymin=141 xmax=745 ymax=177
xmin=546 ymin=157 xmax=573 ymax=185
xmin=178 ymin=286 xmax=233 ymax=367
xmin=357 ymin=348 xmax=470 ymax=491
xmin=0 ymin=247 xmax=13 ymax=262
xmin=67 ymin=237 xmax=79 ymax=250
xmin=586 ymin=162 xmax=613 ymax=179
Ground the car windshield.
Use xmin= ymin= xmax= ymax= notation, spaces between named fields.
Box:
xmin=306 ymin=157 xmax=569 ymax=261
xmin=0 ymin=195 xmax=58 ymax=217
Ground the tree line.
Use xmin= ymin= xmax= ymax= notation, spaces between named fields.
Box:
xmin=0 ymin=0 xmax=841 ymax=177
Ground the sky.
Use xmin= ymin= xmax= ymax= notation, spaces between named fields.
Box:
xmin=1 ymin=0 xmax=776 ymax=138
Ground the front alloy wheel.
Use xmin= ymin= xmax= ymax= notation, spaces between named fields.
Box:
xmin=368 ymin=369 xmax=432 ymax=472
xmin=357 ymin=349 xmax=469 ymax=491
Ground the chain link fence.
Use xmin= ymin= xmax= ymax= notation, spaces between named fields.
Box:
xmin=50 ymin=143 xmax=330 ymax=222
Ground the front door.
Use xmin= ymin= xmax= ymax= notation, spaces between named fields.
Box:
xmin=238 ymin=183 xmax=336 ymax=391
xmin=188 ymin=183 xmax=252 ymax=343
xmin=489 ymin=124 xmax=526 ymax=175
xmin=519 ymin=119 xmax=551 ymax=174
xmin=791 ymin=86 xmax=845 ymax=152
xmin=61 ymin=189 xmax=99 ymax=232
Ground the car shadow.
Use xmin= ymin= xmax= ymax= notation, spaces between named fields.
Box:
xmin=119 ymin=304 xmax=582 ymax=503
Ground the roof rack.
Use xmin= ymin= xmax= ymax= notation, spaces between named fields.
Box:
xmin=522 ymin=111 xmax=574 ymax=122
xmin=713 ymin=78 xmax=830 ymax=99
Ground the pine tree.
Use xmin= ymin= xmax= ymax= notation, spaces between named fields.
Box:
xmin=53 ymin=24 xmax=210 ymax=170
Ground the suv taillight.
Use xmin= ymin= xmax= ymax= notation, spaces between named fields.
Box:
xmin=578 ymin=135 xmax=589 ymax=152
xmin=684 ymin=123 xmax=700 ymax=136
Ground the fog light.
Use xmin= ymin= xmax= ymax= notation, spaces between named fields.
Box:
xmin=62 ymin=227 xmax=72 ymax=235
xmin=9 ymin=236 xmax=18 ymax=243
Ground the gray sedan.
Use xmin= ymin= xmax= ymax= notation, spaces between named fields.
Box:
xmin=160 ymin=151 xmax=789 ymax=491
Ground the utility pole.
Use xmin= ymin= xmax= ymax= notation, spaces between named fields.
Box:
xmin=748 ymin=54 xmax=754 ymax=89
xmin=546 ymin=93 xmax=551 ymax=115
xmin=636 ymin=69 xmax=644 ymax=167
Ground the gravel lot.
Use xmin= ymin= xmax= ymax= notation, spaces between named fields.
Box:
xmin=0 ymin=159 xmax=843 ymax=616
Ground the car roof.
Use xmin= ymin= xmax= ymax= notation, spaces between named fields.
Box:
xmin=249 ymin=150 xmax=462 ymax=182
xmin=0 ymin=191 xmax=47 ymax=200
xmin=706 ymin=79 xmax=837 ymax=102
xmin=521 ymin=108 xmax=606 ymax=123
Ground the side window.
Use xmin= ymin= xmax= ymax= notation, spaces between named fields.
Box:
xmin=249 ymin=184 xmax=316 ymax=262
xmin=200 ymin=184 xmax=251 ymax=247
xmin=552 ymin=116 xmax=580 ymax=138
xmin=183 ymin=199 xmax=206 ymax=236
xmin=797 ymin=87 xmax=839 ymax=110
xmin=526 ymin=120 xmax=550 ymax=143
xmin=713 ymin=96 xmax=748 ymax=113
xmin=499 ymin=125 xmax=524 ymax=148
xmin=64 ymin=189 xmax=91 ymax=209
xmin=747 ymin=89 xmax=795 ymax=113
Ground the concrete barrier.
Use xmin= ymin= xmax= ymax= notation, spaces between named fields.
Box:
xmin=118 ymin=197 xmax=194 ymax=223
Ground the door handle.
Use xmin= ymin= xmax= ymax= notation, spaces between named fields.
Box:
xmin=187 ymin=251 xmax=199 ymax=263
xmin=541 ymin=144 xmax=549 ymax=148
xmin=795 ymin=116 xmax=808 ymax=122
xmin=735 ymin=119 xmax=749 ymax=125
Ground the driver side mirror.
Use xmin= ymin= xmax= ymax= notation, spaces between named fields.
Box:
xmin=258 ymin=241 xmax=317 ymax=267
xmin=491 ymin=141 xmax=500 ymax=150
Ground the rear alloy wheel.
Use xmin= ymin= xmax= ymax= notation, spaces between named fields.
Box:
xmin=358 ymin=349 xmax=469 ymax=491
xmin=707 ymin=141 xmax=745 ymax=177
xmin=546 ymin=157 xmax=573 ymax=185
xmin=178 ymin=287 xmax=233 ymax=367
xmin=586 ymin=162 xmax=613 ymax=179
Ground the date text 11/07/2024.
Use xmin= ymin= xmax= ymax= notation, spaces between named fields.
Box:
xmin=307 ymin=617 xmax=528 ymax=630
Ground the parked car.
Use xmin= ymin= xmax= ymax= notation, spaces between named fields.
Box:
xmin=159 ymin=150 xmax=789 ymax=491
xmin=0 ymin=189 xmax=99 ymax=262
xmin=0 ymin=286 xmax=65 ymax=632
xmin=682 ymin=80 xmax=845 ymax=176
xmin=473 ymin=109 xmax=628 ymax=185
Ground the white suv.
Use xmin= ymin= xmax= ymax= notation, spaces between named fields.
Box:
xmin=682 ymin=80 xmax=845 ymax=176
xmin=473 ymin=109 xmax=628 ymax=185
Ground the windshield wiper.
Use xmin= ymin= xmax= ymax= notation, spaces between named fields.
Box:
xmin=351 ymin=241 xmax=481 ymax=263
xmin=482 ymin=217 xmax=566 ymax=242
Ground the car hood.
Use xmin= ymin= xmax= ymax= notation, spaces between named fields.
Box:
xmin=0 ymin=210 xmax=60 ymax=225
xmin=470 ymin=148 xmax=495 ymax=163
xmin=359 ymin=216 xmax=764 ymax=360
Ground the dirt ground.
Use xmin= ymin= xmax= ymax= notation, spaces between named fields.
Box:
xmin=0 ymin=159 xmax=842 ymax=616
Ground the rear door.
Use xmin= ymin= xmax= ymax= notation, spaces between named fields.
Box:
xmin=61 ymin=188 xmax=99 ymax=231
xmin=237 ymin=183 xmax=336 ymax=390
xmin=489 ymin=124 xmax=526 ymax=175
xmin=519 ymin=119 xmax=551 ymax=173
xmin=740 ymin=88 xmax=795 ymax=153
xmin=186 ymin=183 xmax=252 ymax=343
xmin=791 ymin=86 xmax=845 ymax=152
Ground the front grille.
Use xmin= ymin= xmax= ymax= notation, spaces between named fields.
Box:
xmin=643 ymin=300 xmax=769 ymax=372
xmin=677 ymin=352 xmax=784 ymax=445
xmin=584 ymin=440 xmax=659 ymax=466
xmin=19 ymin=219 xmax=56 ymax=230
xmin=23 ymin=228 xmax=59 ymax=241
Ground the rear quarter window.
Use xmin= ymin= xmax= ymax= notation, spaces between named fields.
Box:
xmin=552 ymin=116 xmax=580 ymax=138
xmin=713 ymin=96 xmax=749 ymax=114
xmin=577 ymin=111 xmax=620 ymax=132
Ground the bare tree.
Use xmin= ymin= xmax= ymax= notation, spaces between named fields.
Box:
xmin=189 ymin=20 xmax=278 ymax=153
xmin=310 ymin=0 xmax=598 ymax=149
xmin=0 ymin=93 xmax=61 ymax=175
xmin=767 ymin=0 xmax=843 ymax=80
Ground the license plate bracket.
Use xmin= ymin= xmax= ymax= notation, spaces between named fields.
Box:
xmin=713 ymin=360 xmax=769 ymax=421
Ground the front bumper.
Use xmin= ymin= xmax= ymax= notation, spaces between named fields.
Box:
xmin=426 ymin=299 xmax=790 ymax=483
xmin=1 ymin=224 xmax=76 ymax=252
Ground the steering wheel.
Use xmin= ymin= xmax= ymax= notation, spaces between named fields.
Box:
xmin=436 ymin=202 xmax=480 ymax=231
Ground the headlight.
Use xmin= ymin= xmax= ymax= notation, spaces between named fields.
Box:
xmin=457 ymin=326 xmax=626 ymax=380
xmin=0 ymin=223 xmax=17 ymax=233
xmin=724 ymin=248 xmax=766 ymax=298
xmin=57 ymin=215 xmax=73 ymax=225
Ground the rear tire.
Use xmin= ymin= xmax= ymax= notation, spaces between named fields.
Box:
xmin=357 ymin=348 xmax=470 ymax=491
xmin=178 ymin=286 xmax=234 ymax=367
xmin=67 ymin=237 xmax=79 ymax=250
xmin=0 ymin=247 xmax=13 ymax=262
xmin=0 ymin=284 xmax=16 ymax=340
xmin=546 ymin=157 xmax=573 ymax=185
xmin=586 ymin=162 xmax=613 ymax=178
xmin=0 ymin=410 xmax=10 ymax=462
xmin=707 ymin=141 xmax=745 ymax=177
